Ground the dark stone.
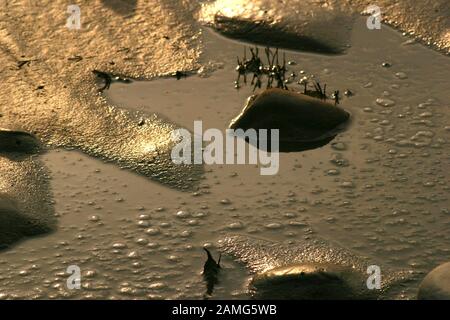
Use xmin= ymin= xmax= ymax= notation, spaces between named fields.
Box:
xmin=250 ymin=263 xmax=377 ymax=300
xmin=229 ymin=89 xmax=350 ymax=152
xmin=418 ymin=262 xmax=450 ymax=300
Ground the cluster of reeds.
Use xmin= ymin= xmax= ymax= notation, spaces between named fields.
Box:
xmin=235 ymin=46 xmax=340 ymax=105
xmin=235 ymin=47 xmax=288 ymax=91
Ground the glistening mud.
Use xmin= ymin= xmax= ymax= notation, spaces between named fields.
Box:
xmin=0 ymin=1 xmax=449 ymax=300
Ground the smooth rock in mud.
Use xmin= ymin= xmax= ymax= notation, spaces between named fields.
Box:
xmin=251 ymin=263 xmax=375 ymax=299
xmin=418 ymin=262 xmax=450 ymax=300
xmin=229 ymin=89 xmax=350 ymax=152
xmin=218 ymin=235 xmax=409 ymax=299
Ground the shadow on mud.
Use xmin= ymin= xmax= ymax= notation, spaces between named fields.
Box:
xmin=0 ymin=129 xmax=56 ymax=250
xmin=101 ymin=0 xmax=137 ymax=16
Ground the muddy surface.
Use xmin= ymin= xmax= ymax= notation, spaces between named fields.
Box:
xmin=0 ymin=0 xmax=202 ymax=190
xmin=0 ymin=0 xmax=449 ymax=300
xmin=219 ymin=235 xmax=410 ymax=299
xmin=199 ymin=0 xmax=450 ymax=55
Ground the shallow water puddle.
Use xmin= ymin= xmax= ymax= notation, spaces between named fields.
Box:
xmin=106 ymin=19 xmax=450 ymax=298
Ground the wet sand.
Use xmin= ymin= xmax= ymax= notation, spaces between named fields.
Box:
xmin=0 ymin=16 xmax=448 ymax=299
xmin=0 ymin=1 xmax=449 ymax=300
